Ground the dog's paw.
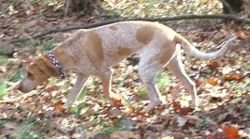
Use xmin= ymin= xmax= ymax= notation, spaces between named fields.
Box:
xmin=63 ymin=103 xmax=70 ymax=109
xmin=63 ymin=100 xmax=73 ymax=109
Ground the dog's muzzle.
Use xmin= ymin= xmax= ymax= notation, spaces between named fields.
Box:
xmin=17 ymin=79 xmax=35 ymax=93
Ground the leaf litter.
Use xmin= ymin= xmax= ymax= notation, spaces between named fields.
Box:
xmin=0 ymin=0 xmax=250 ymax=138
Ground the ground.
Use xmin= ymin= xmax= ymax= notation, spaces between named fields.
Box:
xmin=0 ymin=0 xmax=249 ymax=138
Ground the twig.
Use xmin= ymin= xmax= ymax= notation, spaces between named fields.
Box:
xmin=8 ymin=14 xmax=250 ymax=44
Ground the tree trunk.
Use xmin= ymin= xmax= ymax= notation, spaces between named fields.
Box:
xmin=221 ymin=0 xmax=249 ymax=16
xmin=221 ymin=0 xmax=242 ymax=14
xmin=64 ymin=0 xmax=100 ymax=16
xmin=242 ymin=0 xmax=250 ymax=16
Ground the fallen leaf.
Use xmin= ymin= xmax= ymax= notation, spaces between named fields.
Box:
xmin=207 ymin=61 xmax=220 ymax=71
xmin=207 ymin=78 xmax=218 ymax=86
xmin=194 ymin=79 xmax=202 ymax=88
xmin=205 ymin=134 xmax=216 ymax=139
xmin=173 ymin=101 xmax=194 ymax=115
xmin=46 ymin=85 xmax=59 ymax=92
xmin=109 ymin=131 xmax=140 ymax=139
xmin=176 ymin=116 xmax=187 ymax=127
xmin=111 ymin=98 xmax=123 ymax=107
xmin=109 ymin=107 xmax=122 ymax=118
xmin=235 ymin=31 xmax=249 ymax=39
xmin=222 ymin=125 xmax=239 ymax=139
xmin=210 ymin=91 xmax=228 ymax=99
xmin=173 ymin=101 xmax=181 ymax=113
xmin=222 ymin=67 xmax=234 ymax=75
xmin=53 ymin=101 xmax=66 ymax=116
xmin=124 ymin=106 xmax=136 ymax=114
xmin=224 ymin=71 xmax=244 ymax=82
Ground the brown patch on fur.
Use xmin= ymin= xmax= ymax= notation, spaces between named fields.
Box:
xmin=108 ymin=48 xmax=133 ymax=61
xmin=136 ymin=25 xmax=155 ymax=44
xmin=40 ymin=55 xmax=58 ymax=76
xmin=109 ymin=25 xmax=118 ymax=31
xmin=27 ymin=55 xmax=58 ymax=83
xmin=84 ymin=31 xmax=104 ymax=68
xmin=117 ymin=48 xmax=132 ymax=56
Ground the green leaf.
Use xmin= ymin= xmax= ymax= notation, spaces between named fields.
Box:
xmin=9 ymin=69 xmax=26 ymax=82
xmin=0 ymin=55 xmax=8 ymax=65
xmin=0 ymin=80 xmax=6 ymax=99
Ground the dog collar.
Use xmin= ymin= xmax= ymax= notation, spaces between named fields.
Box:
xmin=47 ymin=51 xmax=66 ymax=79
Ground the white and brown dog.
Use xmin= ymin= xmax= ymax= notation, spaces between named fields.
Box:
xmin=18 ymin=21 xmax=236 ymax=110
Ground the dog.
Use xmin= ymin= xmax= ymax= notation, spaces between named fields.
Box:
xmin=18 ymin=21 xmax=236 ymax=111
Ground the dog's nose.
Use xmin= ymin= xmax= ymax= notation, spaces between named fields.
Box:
xmin=17 ymin=83 xmax=23 ymax=92
xmin=17 ymin=83 xmax=29 ymax=93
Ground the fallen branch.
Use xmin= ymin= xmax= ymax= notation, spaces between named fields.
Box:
xmin=9 ymin=14 xmax=250 ymax=44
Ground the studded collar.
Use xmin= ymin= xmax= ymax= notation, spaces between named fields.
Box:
xmin=47 ymin=51 xmax=66 ymax=79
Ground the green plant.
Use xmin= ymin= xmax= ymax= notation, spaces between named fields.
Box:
xmin=70 ymin=102 xmax=88 ymax=117
xmin=0 ymin=120 xmax=7 ymax=129
xmin=0 ymin=80 xmax=7 ymax=99
xmin=235 ymin=78 xmax=250 ymax=90
xmin=241 ymin=107 xmax=250 ymax=114
xmin=9 ymin=69 xmax=26 ymax=82
xmin=195 ymin=116 xmax=212 ymax=130
xmin=77 ymin=90 xmax=87 ymax=101
xmin=156 ymin=72 xmax=172 ymax=90
xmin=19 ymin=131 xmax=40 ymax=139
xmin=69 ymin=90 xmax=88 ymax=116
xmin=48 ymin=78 xmax=60 ymax=84
xmin=0 ymin=55 xmax=8 ymax=65
xmin=100 ymin=119 xmax=128 ymax=134
xmin=31 ymin=0 xmax=59 ymax=5
xmin=137 ymin=86 xmax=147 ymax=100
xmin=18 ymin=117 xmax=41 ymax=139
xmin=42 ymin=40 xmax=57 ymax=52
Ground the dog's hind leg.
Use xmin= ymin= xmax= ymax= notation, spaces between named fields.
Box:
xmin=65 ymin=74 xmax=89 ymax=107
xmin=166 ymin=46 xmax=198 ymax=108
xmin=138 ymin=42 xmax=177 ymax=111
xmin=138 ymin=53 xmax=170 ymax=111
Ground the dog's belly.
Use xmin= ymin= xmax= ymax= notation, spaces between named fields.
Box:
xmin=102 ymin=42 xmax=143 ymax=67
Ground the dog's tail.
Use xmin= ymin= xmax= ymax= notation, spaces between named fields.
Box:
xmin=174 ymin=33 xmax=237 ymax=60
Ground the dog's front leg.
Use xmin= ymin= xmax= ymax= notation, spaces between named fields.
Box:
xmin=100 ymin=69 xmax=113 ymax=97
xmin=65 ymin=74 xmax=89 ymax=107
xmin=100 ymin=68 xmax=124 ymax=103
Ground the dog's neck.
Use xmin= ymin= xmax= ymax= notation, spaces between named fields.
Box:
xmin=46 ymin=51 xmax=66 ymax=79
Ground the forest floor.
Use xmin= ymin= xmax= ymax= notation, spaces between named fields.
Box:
xmin=0 ymin=0 xmax=249 ymax=138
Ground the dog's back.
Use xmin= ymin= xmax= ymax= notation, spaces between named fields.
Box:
xmin=55 ymin=21 xmax=176 ymax=69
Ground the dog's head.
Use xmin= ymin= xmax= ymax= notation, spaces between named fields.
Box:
xmin=18 ymin=55 xmax=57 ymax=92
